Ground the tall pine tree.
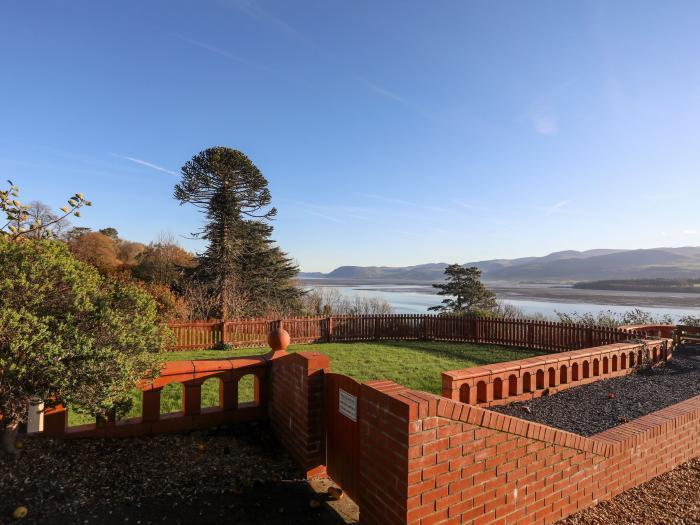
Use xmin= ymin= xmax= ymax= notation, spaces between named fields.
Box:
xmin=429 ymin=264 xmax=497 ymax=315
xmin=174 ymin=147 xmax=301 ymax=318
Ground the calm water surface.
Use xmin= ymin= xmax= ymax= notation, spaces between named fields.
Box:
xmin=311 ymin=284 xmax=700 ymax=322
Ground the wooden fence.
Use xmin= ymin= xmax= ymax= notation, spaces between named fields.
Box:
xmin=166 ymin=315 xmax=647 ymax=353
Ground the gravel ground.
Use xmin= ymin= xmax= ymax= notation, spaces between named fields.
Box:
xmin=490 ymin=346 xmax=700 ymax=436
xmin=556 ymin=456 xmax=700 ymax=525
xmin=0 ymin=422 xmax=354 ymax=525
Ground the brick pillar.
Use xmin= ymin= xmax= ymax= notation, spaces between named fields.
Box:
xmin=359 ymin=381 xmax=425 ymax=525
xmin=220 ymin=377 xmax=237 ymax=411
xmin=142 ymin=389 xmax=161 ymax=422
xmin=183 ymin=380 xmax=203 ymax=416
xmin=269 ymin=351 xmax=329 ymax=477
xmin=43 ymin=404 xmax=67 ymax=437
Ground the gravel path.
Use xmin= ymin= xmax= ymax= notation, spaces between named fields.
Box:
xmin=555 ymin=456 xmax=700 ymax=524
xmin=490 ymin=346 xmax=700 ymax=436
xmin=0 ymin=422 xmax=352 ymax=525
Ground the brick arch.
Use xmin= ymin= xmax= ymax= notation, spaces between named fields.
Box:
xmin=593 ymin=358 xmax=600 ymax=376
xmin=583 ymin=360 xmax=590 ymax=379
xmin=237 ymin=373 xmax=260 ymax=407
xmin=621 ymin=353 xmax=627 ymax=369
xmin=603 ymin=356 xmax=609 ymax=374
xmin=522 ymin=372 xmax=532 ymax=393
xmin=493 ymin=378 xmax=504 ymax=400
xmin=571 ymin=362 xmax=580 ymax=381
xmin=559 ymin=365 xmax=568 ymax=384
xmin=629 ymin=351 xmax=636 ymax=368
xmin=476 ymin=381 xmax=488 ymax=403
xmin=508 ymin=375 xmax=518 ymax=396
xmin=459 ymin=383 xmax=471 ymax=404
xmin=536 ymin=369 xmax=545 ymax=389
xmin=548 ymin=367 xmax=556 ymax=387
xmin=200 ymin=376 xmax=222 ymax=409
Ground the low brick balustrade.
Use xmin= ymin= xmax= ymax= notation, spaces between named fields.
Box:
xmin=441 ymin=338 xmax=672 ymax=407
xmin=43 ymin=356 xmax=269 ymax=438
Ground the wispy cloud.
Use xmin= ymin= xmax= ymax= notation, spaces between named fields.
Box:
xmin=360 ymin=79 xmax=412 ymax=106
xmin=543 ymin=200 xmax=570 ymax=215
xmin=358 ymin=78 xmax=439 ymax=124
xmin=525 ymin=79 xmax=577 ymax=136
xmin=452 ymin=198 xmax=487 ymax=212
xmin=178 ymin=36 xmax=250 ymax=65
xmin=283 ymin=199 xmax=372 ymax=223
xmin=531 ymin=112 xmax=559 ymax=135
xmin=178 ymin=35 xmax=316 ymax=90
xmin=683 ymin=229 xmax=698 ymax=235
xmin=219 ymin=0 xmax=312 ymax=46
xmin=362 ymin=193 xmax=450 ymax=214
xmin=112 ymin=154 xmax=179 ymax=176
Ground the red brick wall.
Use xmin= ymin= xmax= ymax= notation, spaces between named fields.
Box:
xmin=360 ymin=380 xmax=700 ymax=525
xmin=442 ymin=339 xmax=671 ymax=408
xmin=268 ymin=351 xmax=329 ymax=477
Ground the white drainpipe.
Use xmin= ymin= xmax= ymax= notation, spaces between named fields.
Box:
xmin=27 ymin=397 xmax=44 ymax=433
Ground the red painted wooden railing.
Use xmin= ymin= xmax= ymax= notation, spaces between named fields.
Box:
xmin=166 ymin=315 xmax=649 ymax=353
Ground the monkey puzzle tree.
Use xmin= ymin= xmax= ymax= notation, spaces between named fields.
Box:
xmin=429 ymin=264 xmax=497 ymax=315
xmin=174 ymin=147 xmax=301 ymax=318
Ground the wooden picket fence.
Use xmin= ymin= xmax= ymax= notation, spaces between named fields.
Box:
xmin=166 ymin=315 xmax=646 ymax=353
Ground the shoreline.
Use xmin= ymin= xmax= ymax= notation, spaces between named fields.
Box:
xmin=299 ymin=279 xmax=700 ymax=309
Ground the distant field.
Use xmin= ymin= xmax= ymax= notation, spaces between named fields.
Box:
xmin=67 ymin=340 xmax=543 ymax=426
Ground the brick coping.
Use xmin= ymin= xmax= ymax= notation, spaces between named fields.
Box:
xmin=442 ymin=339 xmax=670 ymax=382
xmin=366 ymin=380 xmax=700 ymax=459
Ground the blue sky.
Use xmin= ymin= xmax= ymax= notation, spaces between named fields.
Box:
xmin=1 ymin=1 xmax=699 ymax=272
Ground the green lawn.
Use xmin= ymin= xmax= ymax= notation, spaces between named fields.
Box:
xmin=67 ymin=341 xmax=544 ymax=426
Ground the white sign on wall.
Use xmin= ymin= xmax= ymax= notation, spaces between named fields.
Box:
xmin=339 ymin=389 xmax=357 ymax=422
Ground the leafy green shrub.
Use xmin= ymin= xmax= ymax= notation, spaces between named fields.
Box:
xmin=0 ymin=239 xmax=166 ymax=429
xmin=555 ymin=308 xmax=673 ymax=328
xmin=678 ymin=315 xmax=700 ymax=327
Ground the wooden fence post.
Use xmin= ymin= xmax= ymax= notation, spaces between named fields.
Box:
xmin=327 ymin=317 xmax=334 ymax=342
xmin=219 ymin=320 xmax=226 ymax=346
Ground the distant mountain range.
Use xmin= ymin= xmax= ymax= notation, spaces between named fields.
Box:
xmin=299 ymin=247 xmax=700 ymax=283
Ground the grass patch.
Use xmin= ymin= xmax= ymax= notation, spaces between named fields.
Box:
xmin=67 ymin=341 xmax=544 ymax=426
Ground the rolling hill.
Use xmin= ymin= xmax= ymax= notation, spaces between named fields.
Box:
xmin=299 ymin=247 xmax=700 ymax=283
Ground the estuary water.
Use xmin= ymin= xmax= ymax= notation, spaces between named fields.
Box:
xmin=308 ymin=284 xmax=700 ymax=322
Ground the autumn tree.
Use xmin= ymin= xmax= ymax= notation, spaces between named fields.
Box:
xmin=69 ymin=232 xmax=122 ymax=273
xmin=429 ymin=264 xmax=497 ymax=315
xmin=117 ymin=241 xmax=146 ymax=270
xmin=174 ymin=147 xmax=301 ymax=318
xmin=133 ymin=233 xmax=197 ymax=288
xmin=99 ymin=227 xmax=119 ymax=240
